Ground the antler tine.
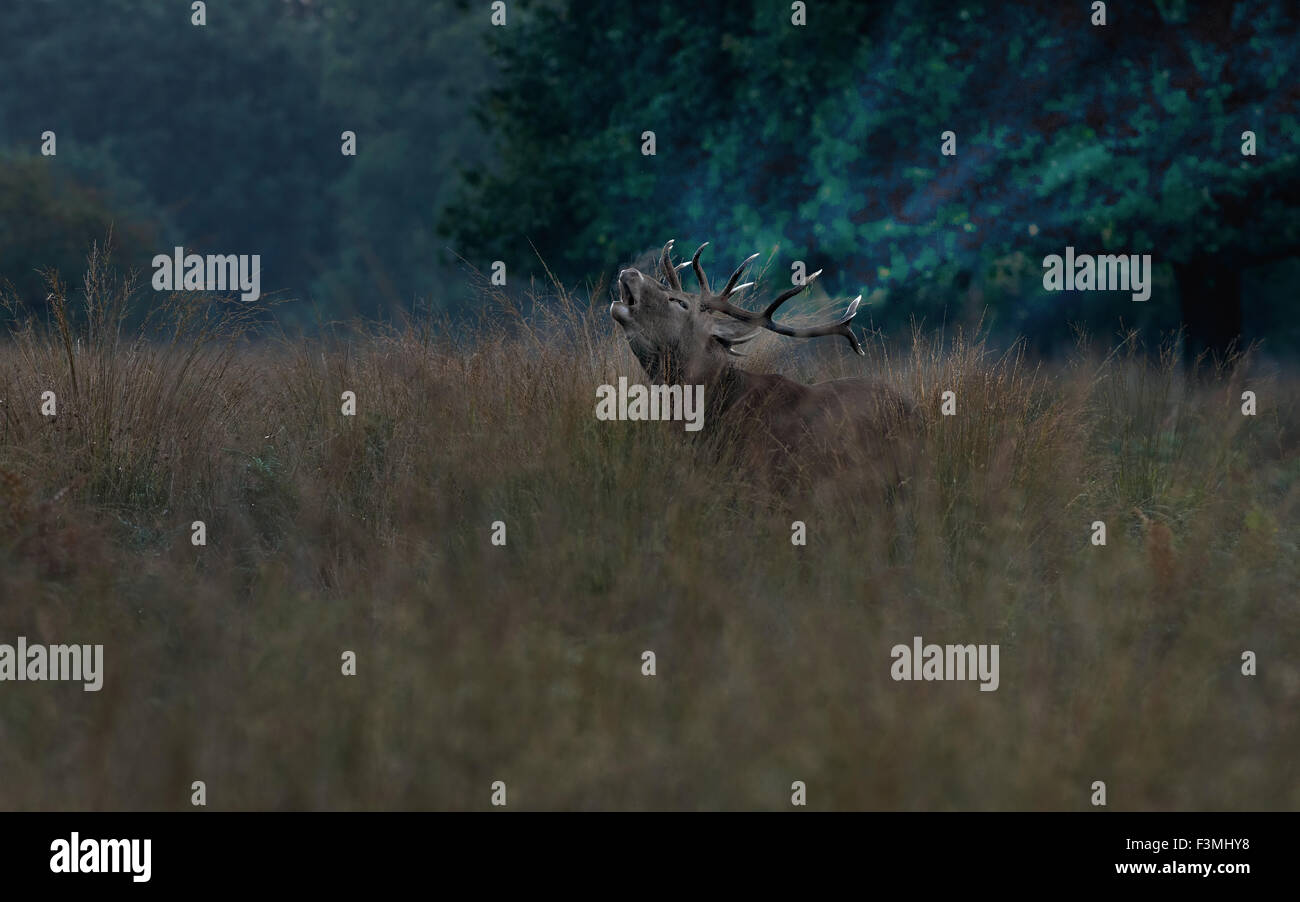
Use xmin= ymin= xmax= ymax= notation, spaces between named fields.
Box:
xmin=690 ymin=242 xmax=710 ymax=294
xmin=720 ymin=253 xmax=761 ymax=299
xmin=660 ymin=239 xmax=681 ymax=290
xmin=760 ymin=292 xmax=863 ymax=355
xmin=761 ymin=269 xmax=821 ymax=318
xmin=700 ymin=267 xmax=864 ymax=355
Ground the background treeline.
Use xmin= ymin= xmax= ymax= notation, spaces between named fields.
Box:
xmin=0 ymin=0 xmax=494 ymax=323
xmin=1 ymin=0 xmax=1297 ymax=354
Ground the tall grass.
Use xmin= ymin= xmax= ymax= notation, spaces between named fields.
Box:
xmin=1 ymin=243 xmax=262 ymax=520
xmin=0 ymin=258 xmax=1296 ymax=810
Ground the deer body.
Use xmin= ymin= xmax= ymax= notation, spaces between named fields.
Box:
xmin=611 ymin=241 xmax=913 ymax=481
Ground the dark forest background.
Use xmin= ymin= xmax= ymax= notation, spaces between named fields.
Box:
xmin=1 ymin=0 xmax=1297 ymax=356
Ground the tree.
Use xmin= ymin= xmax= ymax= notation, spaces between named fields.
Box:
xmin=0 ymin=0 xmax=341 ymax=313
xmin=445 ymin=0 xmax=1300 ymax=355
xmin=0 ymin=156 xmax=157 ymax=311
xmin=316 ymin=0 xmax=495 ymax=315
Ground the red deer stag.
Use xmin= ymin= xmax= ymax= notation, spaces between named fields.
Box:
xmin=610 ymin=240 xmax=914 ymax=486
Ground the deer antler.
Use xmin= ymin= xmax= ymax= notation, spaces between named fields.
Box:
xmin=659 ymin=239 xmax=681 ymax=290
xmin=691 ymin=246 xmax=865 ymax=356
xmin=690 ymin=242 xmax=711 ymax=294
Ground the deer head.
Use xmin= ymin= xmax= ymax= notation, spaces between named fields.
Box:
xmin=610 ymin=240 xmax=863 ymax=385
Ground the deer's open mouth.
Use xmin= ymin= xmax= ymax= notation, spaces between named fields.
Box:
xmin=611 ymin=278 xmax=635 ymax=324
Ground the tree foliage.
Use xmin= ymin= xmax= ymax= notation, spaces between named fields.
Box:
xmin=445 ymin=0 xmax=1300 ymax=352
xmin=0 ymin=0 xmax=1295 ymax=352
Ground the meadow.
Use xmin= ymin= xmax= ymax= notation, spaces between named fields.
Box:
xmin=1 ymin=249 xmax=1296 ymax=810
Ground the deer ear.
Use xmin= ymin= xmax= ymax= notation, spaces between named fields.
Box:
xmin=710 ymin=318 xmax=760 ymax=347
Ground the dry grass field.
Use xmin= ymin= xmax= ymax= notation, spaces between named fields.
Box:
xmin=1 ymin=250 xmax=1297 ymax=809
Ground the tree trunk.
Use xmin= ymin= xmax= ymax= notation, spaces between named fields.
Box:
xmin=1174 ymin=258 xmax=1242 ymax=361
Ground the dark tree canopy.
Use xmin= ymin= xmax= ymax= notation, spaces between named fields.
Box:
xmin=444 ymin=0 xmax=1300 ymax=355
xmin=0 ymin=0 xmax=1295 ymax=353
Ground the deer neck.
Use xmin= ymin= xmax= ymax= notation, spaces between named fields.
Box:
xmin=631 ymin=346 xmax=756 ymax=418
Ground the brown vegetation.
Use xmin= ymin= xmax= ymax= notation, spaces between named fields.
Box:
xmin=0 ymin=254 xmax=1296 ymax=809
